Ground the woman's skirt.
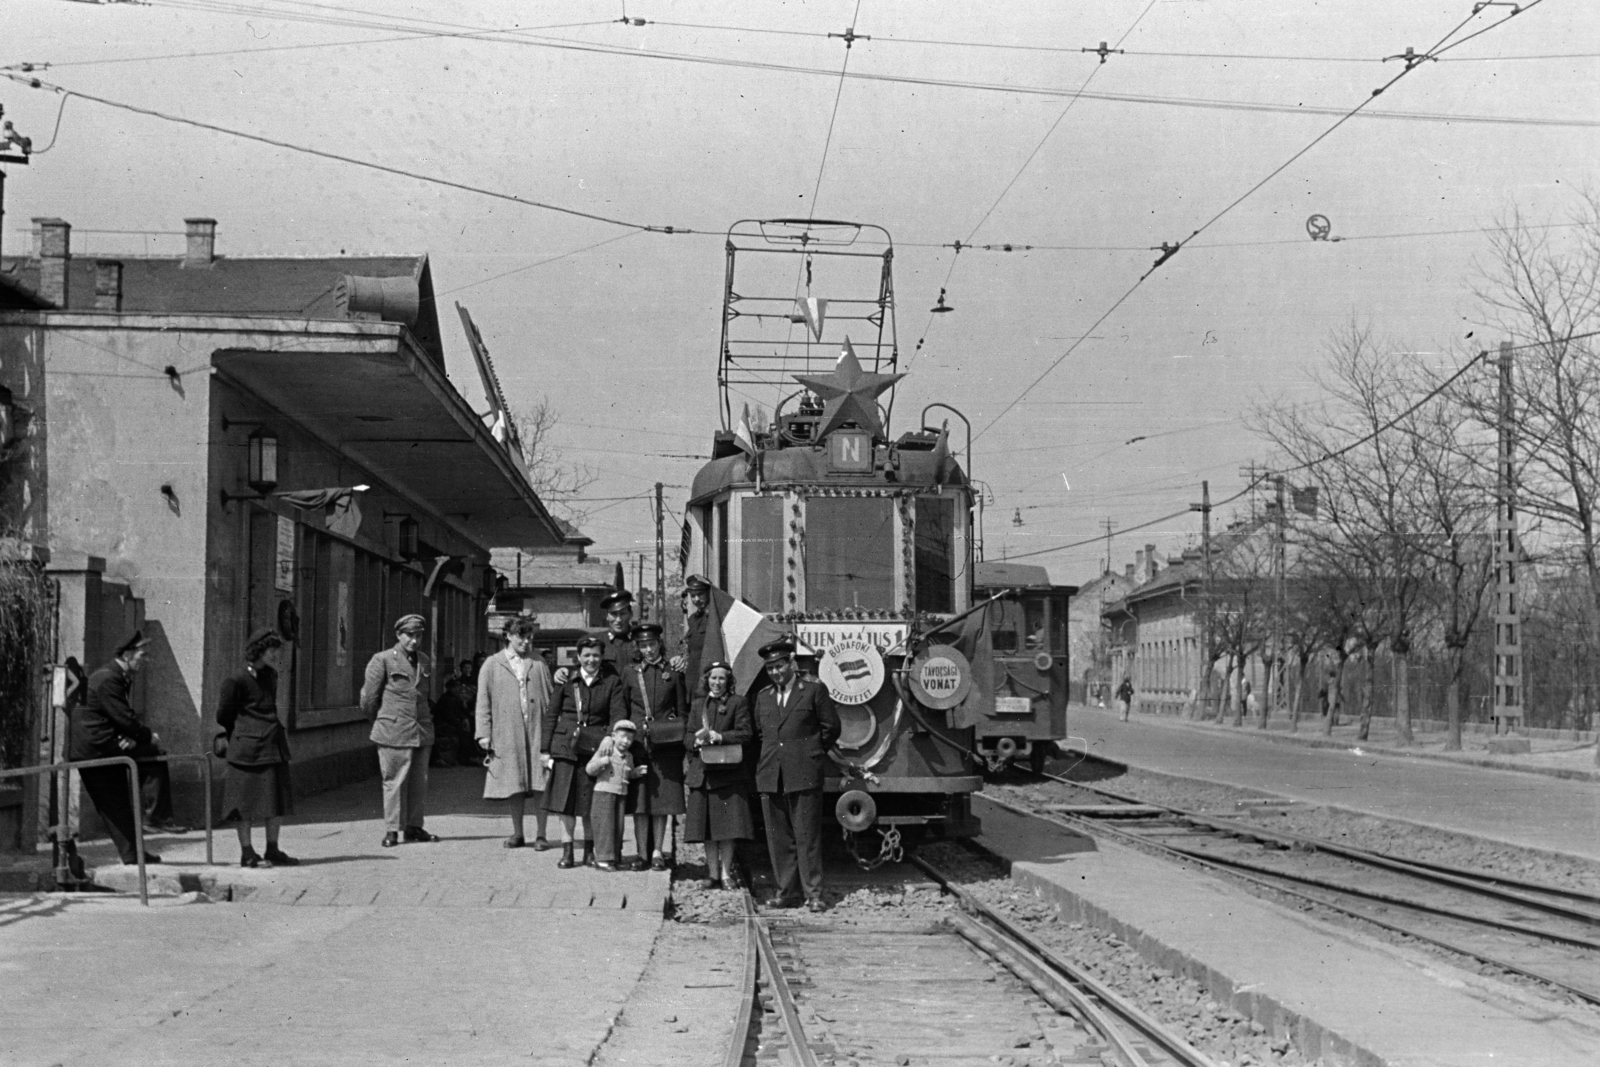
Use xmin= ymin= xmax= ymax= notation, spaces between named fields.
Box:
xmin=541 ymin=757 xmax=596 ymax=816
xmin=626 ymin=751 xmax=687 ymax=817
xmin=222 ymin=762 xmax=293 ymax=822
xmin=683 ymin=781 xmax=754 ymax=842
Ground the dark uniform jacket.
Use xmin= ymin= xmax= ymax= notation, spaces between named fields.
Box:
xmin=598 ymin=630 xmax=637 ymax=678
xmin=625 ymin=660 xmax=687 ymax=750
xmin=751 ymin=678 xmax=840 ymax=794
xmin=543 ymin=671 xmax=627 ymax=760
xmin=685 ymin=693 xmax=753 ymax=791
xmin=215 ymin=666 xmax=290 ymax=767
xmin=69 ymin=660 xmax=153 ymax=761
xmin=682 ymin=612 xmax=710 ymax=694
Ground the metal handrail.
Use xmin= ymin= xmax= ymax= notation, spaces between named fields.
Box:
xmin=0 ymin=751 xmax=218 ymax=906
xmin=0 ymin=757 xmax=147 ymax=905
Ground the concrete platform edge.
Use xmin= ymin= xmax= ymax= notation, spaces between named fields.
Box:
xmin=1001 ymin=859 xmax=1386 ymax=1067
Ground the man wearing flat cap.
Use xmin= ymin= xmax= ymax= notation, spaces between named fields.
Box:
xmin=361 ymin=614 xmax=438 ymax=848
xmin=751 ymin=637 xmax=840 ymax=912
xmin=69 ymin=631 xmax=183 ymax=865
xmin=670 ymin=575 xmax=714 ymax=691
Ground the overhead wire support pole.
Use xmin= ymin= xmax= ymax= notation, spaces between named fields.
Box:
xmin=1272 ymin=474 xmax=1287 ymax=725
xmin=655 ymin=482 xmax=665 ymax=628
xmin=1190 ymin=481 xmax=1213 ymax=720
xmin=1493 ymin=340 xmax=1525 ymax=735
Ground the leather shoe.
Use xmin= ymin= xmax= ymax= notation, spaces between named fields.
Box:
xmin=239 ymin=847 xmax=261 ymax=869
xmin=806 ymin=897 xmax=829 ymax=913
xmin=556 ymin=843 xmax=576 ymax=869
xmin=531 ymin=837 xmax=550 ymax=852
xmin=650 ymin=855 xmax=670 ymax=872
xmin=594 ymin=861 xmax=617 ymax=872
xmin=263 ymin=846 xmax=298 ymax=866
xmin=381 ymin=832 xmax=400 ymax=848
xmin=404 ymin=826 xmax=439 ymax=843
xmin=626 ymin=857 xmax=648 ymax=872
xmin=147 ymin=821 xmax=190 ymax=835
xmin=763 ymin=895 xmax=803 ymax=909
xmin=124 ymin=852 xmax=161 ymax=865
xmin=503 ymin=835 xmax=526 ymax=849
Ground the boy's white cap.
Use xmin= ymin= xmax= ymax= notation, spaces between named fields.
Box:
xmin=613 ymin=719 xmax=638 ymax=732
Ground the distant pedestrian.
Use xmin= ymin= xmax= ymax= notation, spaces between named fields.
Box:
xmin=361 ymin=613 xmax=438 ymax=849
xmin=625 ymin=623 xmax=687 ymax=871
xmin=585 ymin=719 xmax=646 ymax=870
xmin=752 ymin=638 xmax=840 ymax=913
xmin=215 ymin=627 xmax=296 ymax=868
xmin=430 ymin=677 xmax=469 ymax=768
xmin=1116 ymin=677 xmax=1134 ymax=721
xmin=542 ymin=635 xmax=627 ymax=869
xmin=476 ymin=616 xmax=554 ymax=849
xmin=69 ymin=632 xmax=173 ymax=866
xmin=685 ymin=661 xmax=754 ymax=889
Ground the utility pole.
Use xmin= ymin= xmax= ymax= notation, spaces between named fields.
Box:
xmin=1239 ymin=461 xmax=1266 ymax=521
xmin=1493 ymin=340 xmax=1525 ymax=736
xmin=1271 ymin=474 xmax=1287 ymax=726
xmin=635 ymin=553 xmax=646 ymax=620
xmin=1189 ymin=481 xmax=1212 ymax=720
xmin=654 ymin=481 xmax=665 ymax=628
xmin=1101 ymin=518 xmax=1117 ymax=574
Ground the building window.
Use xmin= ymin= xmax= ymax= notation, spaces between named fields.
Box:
xmin=805 ymin=496 xmax=894 ymax=611
xmin=741 ymin=495 xmax=784 ymax=612
xmin=714 ymin=500 xmax=729 ymax=589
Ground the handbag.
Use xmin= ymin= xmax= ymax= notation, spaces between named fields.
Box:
xmin=699 ymin=743 xmax=743 ymax=765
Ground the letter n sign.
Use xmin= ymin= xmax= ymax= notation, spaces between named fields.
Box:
xmin=829 ymin=430 xmax=873 ymax=471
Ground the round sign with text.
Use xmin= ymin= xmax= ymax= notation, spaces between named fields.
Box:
xmin=818 ymin=639 xmax=886 ymax=706
xmin=909 ymin=644 xmax=972 ymax=709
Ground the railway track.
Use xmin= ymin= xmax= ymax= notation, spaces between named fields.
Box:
xmin=724 ymin=860 xmax=1217 ymax=1067
xmin=996 ymin=771 xmax=1600 ymax=1008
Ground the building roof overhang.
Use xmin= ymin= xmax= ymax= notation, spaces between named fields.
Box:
xmin=204 ymin=321 xmax=563 ymax=550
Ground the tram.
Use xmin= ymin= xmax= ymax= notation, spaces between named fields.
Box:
xmin=680 ymin=220 xmax=1073 ymax=855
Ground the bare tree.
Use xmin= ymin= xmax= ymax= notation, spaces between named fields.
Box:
xmin=1253 ymin=323 xmax=1436 ymax=744
xmin=511 ymin=399 xmax=598 ymax=526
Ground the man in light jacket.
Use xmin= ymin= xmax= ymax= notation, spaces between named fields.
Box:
xmin=361 ymin=614 xmax=437 ymax=848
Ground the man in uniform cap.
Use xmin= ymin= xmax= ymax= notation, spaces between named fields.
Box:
xmin=555 ymin=588 xmax=637 ymax=686
xmin=750 ymin=637 xmax=840 ymax=912
xmin=361 ymin=614 xmax=438 ymax=848
xmin=69 ymin=631 xmax=183 ymax=864
xmin=670 ymin=575 xmax=714 ymax=691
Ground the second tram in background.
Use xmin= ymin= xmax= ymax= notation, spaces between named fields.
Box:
xmin=678 ymin=219 xmax=1076 ymax=858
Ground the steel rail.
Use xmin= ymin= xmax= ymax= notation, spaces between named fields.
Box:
xmin=909 ymin=852 xmax=1218 ymax=1067
xmin=985 ymin=790 xmax=1600 ymax=1009
xmin=1036 ymin=770 xmax=1600 ymax=922
xmin=736 ymin=890 xmax=820 ymax=1067
xmin=723 ymin=892 xmax=762 ymax=1067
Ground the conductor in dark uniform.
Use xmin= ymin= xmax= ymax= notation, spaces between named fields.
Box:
xmin=751 ymin=638 xmax=839 ymax=912
xmin=671 ymin=574 xmax=714 ymax=694
xmin=553 ymin=589 xmax=637 ymax=687
xmin=69 ymin=632 xmax=179 ymax=865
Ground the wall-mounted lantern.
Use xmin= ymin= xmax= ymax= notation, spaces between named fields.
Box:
xmin=247 ymin=429 xmax=279 ymax=493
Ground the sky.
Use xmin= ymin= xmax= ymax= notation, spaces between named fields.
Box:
xmin=3 ymin=0 xmax=1597 ymax=587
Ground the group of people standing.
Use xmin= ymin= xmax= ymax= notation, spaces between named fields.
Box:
xmin=69 ymin=575 xmax=842 ymax=912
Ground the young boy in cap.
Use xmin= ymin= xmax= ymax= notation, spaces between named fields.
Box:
xmin=360 ymin=614 xmax=438 ymax=848
xmin=585 ymin=719 xmax=646 ymax=871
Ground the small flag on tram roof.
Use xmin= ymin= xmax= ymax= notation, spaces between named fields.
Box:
xmin=734 ymin=405 xmax=758 ymax=455
xmin=799 ymin=297 xmax=828 ymax=342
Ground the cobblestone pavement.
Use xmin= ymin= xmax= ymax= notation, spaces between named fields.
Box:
xmin=0 ymin=767 xmax=667 ymax=1067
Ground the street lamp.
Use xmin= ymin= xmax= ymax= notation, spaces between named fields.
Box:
xmin=247 ymin=429 xmax=279 ymax=493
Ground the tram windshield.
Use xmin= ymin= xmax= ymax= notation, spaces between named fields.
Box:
xmin=806 ymin=497 xmax=895 ymax=610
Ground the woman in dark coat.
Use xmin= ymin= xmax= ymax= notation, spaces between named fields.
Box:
xmin=624 ymin=623 xmax=687 ymax=871
xmin=684 ymin=661 xmax=754 ymax=889
xmin=216 ymin=627 xmax=296 ymax=868
xmin=541 ymin=635 xmax=627 ymax=869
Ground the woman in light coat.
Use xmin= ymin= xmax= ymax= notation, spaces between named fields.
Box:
xmin=476 ymin=615 xmax=554 ymax=848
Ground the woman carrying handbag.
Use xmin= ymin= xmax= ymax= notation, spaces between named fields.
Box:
xmin=683 ymin=661 xmax=754 ymax=888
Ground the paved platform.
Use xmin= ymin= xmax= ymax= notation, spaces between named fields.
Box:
xmin=0 ymin=766 xmax=670 ymax=1066
xmin=1065 ymin=705 xmax=1600 ymax=864
xmin=975 ymin=793 xmax=1600 ymax=1067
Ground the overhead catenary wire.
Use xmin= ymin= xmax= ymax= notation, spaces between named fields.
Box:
xmin=0 ymin=71 xmax=706 ymax=236
xmin=1003 ymin=326 xmax=1600 ymax=563
xmin=971 ymin=1 xmax=1550 ymax=449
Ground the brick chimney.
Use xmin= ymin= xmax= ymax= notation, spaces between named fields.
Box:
xmin=32 ymin=217 xmax=70 ymax=307
xmin=183 ymin=217 xmax=217 ymax=267
xmin=94 ymin=260 xmax=123 ymax=311
xmin=1124 ymin=563 xmax=1134 ymax=580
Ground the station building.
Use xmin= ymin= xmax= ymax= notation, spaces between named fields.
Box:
xmin=0 ymin=217 xmax=564 ymax=823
